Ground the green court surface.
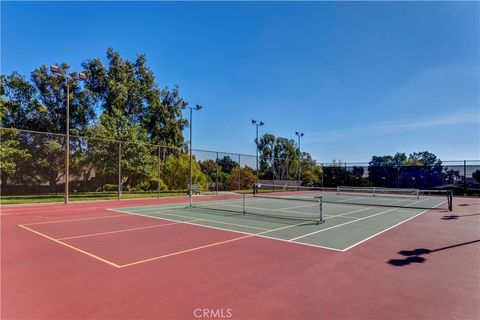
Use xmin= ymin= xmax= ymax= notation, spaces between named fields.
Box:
xmin=113 ymin=193 xmax=450 ymax=251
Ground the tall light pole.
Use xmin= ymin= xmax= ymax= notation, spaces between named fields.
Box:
xmin=295 ymin=131 xmax=304 ymax=186
xmin=251 ymin=119 xmax=264 ymax=182
xmin=182 ymin=103 xmax=202 ymax=206
xmin=50 ymin=65 xmax=87 ymax=204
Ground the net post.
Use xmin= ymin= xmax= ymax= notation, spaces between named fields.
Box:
xmin=243 ymin=194 xmax=246 ymax=214
xmin=373 ymin=187 xmax=376 ymax=197
xmin=318 ymin=196 xmax=323 ymax=224
xmin=188 ymin=187 xmax=193 ymax=207
xmin=448 ymin=190 xmax=453 ymax=211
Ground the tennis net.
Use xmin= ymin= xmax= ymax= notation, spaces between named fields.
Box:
xmin=189 ymin=193 xmax=323 ymax=224
xmin=254 ymin=184 xmax=453 ymax=211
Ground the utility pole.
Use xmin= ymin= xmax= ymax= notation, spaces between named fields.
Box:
xmin=50 ymin=65 xmax=87 ymax=204
xmin=182 ymin=103 xmax=202 ymax=206
xmin=295 ymin=131 xmax=304 ymax=186
xmin=251 ymin=119 xmax=265 ymax=182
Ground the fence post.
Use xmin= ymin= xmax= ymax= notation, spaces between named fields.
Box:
xmin=216 ymin=152 xmax=219 ymax=195
xmin=464 ymin=160 xmax=467 ymax=195
xmin=272 ymin=157 xmax=275 ymax=192
xmin=157 ymin=145 xmax=161 ymax=199
xmin=238 ymin=154 xmax=241 ymax=193
xmin=118 ymin=142 xmax=122 ymax=201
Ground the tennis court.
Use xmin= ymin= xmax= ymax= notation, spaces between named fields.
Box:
xmin=15 ymin=186 xmax=455 ymax=269
xmin=2 ymin=191 xmax=479 ymax=319
xmin=109 ymin=186 xmax=453 ymax=255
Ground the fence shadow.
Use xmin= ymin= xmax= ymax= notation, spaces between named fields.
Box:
xmin=387 ymin=240 xmax=480 ymax=267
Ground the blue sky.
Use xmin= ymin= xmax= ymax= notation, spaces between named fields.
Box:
xmin=2 ymin=1 xmax=479 ymax=162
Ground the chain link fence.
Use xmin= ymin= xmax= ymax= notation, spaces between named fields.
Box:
xmin=1 ymin=128 xmax=479 ymax=203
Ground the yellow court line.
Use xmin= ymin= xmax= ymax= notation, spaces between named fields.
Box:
xmin=153 ymin=210 xmax=270 ymax=231
xmin=57 ymin=219 xmax=202 ymax=240
xmin=23 ymin=214 xmax=128 ymax=226
xmin=119 ymin=221 xmax=306 ymax=268
xmin=19 ymin=224 xmax=121 ymax=268
xmin=255 ymin=221 xmax=307 ymax=236
xmin=118 ymin=235 xmax=253 ymax=268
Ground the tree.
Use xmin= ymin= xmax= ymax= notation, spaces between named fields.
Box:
xmin=257 ymin=133 xmax=300 ymax=181
xmin=1 ymin=66 xmax=95 ymax=192
xmin=226 ymin=166 xmax=256 ymax=190
xmin=323 ymin=160 xmax=349 ymax=187
xmin=444 ymin=168 xmax=460 ymax=184
xmin=302 ymin=165 xmax=322 ymax=186
xmin=350 ymin=166 xmax=366 ymax=186
xmin=217 ymin=155 xmax=238 ymax=174
xmin=213 ymin=171 xmax=230 ymax=191
xmin=407 ymin=151 xmax=442 ymax=167
xmin=0 ymin=129 xmax=31 ymax=193
xmin=368 ymin=155 xmax=400 ymax=187
xmin=84 ymin=110 xmax=158 ymax=191
xmin=1 ymin=48 xmax=190 ymax=194
xmin=473 ymin=169 xmax=480 ymax=183
xmin=369 ymin=151 xmax=444 ymax=189
xmin=1 ymin=67 xmax=95 ymax=134
xmin=199 ymin=159 xmax=217 ymax=181
xmin=82 ymin=48 xmax=187 ymax=148
xmin=161 ymin=153 xmax=207 ymax=191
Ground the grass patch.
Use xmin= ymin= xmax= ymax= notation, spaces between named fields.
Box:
xmin=1 ymin=191 xmax=186 ymax=205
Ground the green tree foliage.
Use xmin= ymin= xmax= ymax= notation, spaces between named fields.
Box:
xmin=301 ymin=165 xmax=322 ymax=186
xmin=214 ymin=171 xmax=230 ymax=190
xmin=473 ymin=169 xmax=480 ymax=183
xmin=1 ymin=68 xmax=95 ymax=134
xmin=11 ymin=132 xmax=66 ymax=192
xmin=407 ymin=151 xmax=442 ymax=167
xmin=368 ymin=151 xmax=444 ymax=188
xmin=161 ymin=153 xmax=207 ymax=191
xmin=257 ymin=133 xmax=312 ymax=181
xmin=217 ymin=155 xmax=238 ymax=174
xmin=444 ymin=168 xmax=460 ymax=184
xmin=1 ymin=66 xmax=94 ymax=193
xmin=82 ymin=48 xmax=187 ymax=148
xmin=226 ymin=166 xmax=256 ymax=190
xmin=1 ymin=48 xmax=190 ymax=194
xmin=199 ymin=159 xmax=217 ymax=182
xmin=322 ymin=160 xmax=347 ymax=187
xmin=0 ymin=129 xmax=31 ymax=175
xmin=84 ymin=110 xmax=158 ymax=190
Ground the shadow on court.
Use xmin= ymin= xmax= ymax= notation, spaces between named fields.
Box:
xmin=387 ymin=240 xmax=480 ymax=267
xmin=441 ymin=213 xmax=480 ymax=220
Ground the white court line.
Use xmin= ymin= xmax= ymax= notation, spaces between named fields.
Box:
xmin=289 ymin=197 xmax=434 ymax=241
xmin=108 ymin=208 xmax=343 ymax=252
xmin=340 ymin=200 xmax=446 ymax=252
xmin=22 ymin=214 xmax=128 ymax=226
xmin=109 ymin=208 xmax=257 ymax=236
xmin=323 ymin=206 xmax=378 ymax=220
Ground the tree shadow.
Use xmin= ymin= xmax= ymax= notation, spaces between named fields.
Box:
xmin=387 ymin=240 xmax=480 ymax=267
xmin=442 ymin=213 xmax=480 ymax=220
